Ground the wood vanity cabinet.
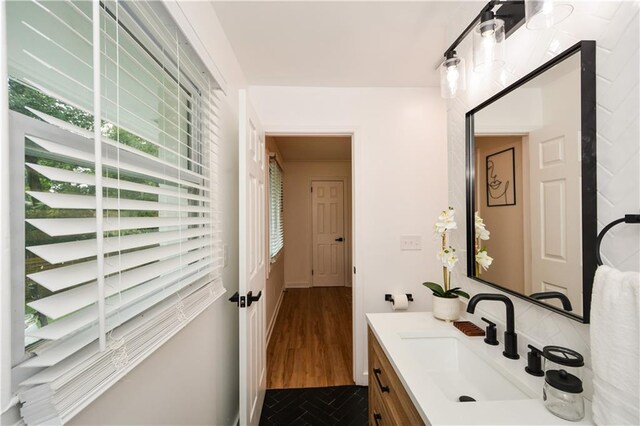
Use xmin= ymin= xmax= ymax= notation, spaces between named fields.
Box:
xmin=368 ymin=327 xmax=425 ymax=425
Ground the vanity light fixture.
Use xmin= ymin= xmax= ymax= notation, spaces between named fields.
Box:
xmin=437 ymin=0 xmax=574 ymax=97
xmin=440 ymin=50 xmax=466 ymax=98
xmin=473 ymin=10 xmax=506 ymax=72
xmin=437 ymin=0 xmax=526 ymax=98
xmin=525 ymin=0 xmax=574 ymax=30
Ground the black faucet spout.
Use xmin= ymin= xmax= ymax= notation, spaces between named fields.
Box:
xmin=466 ymin=293 xmax=519 ymax=360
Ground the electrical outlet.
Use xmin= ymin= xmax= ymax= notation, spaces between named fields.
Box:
xmin=400 ymin=235 xmax=422 ymax=251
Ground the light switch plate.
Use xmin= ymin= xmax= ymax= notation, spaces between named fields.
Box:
xmin=400 ymin=235 xmax=422 ymax=251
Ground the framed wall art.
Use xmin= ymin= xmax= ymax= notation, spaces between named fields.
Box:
xmin=486 ymin=147 xmax=516 ymax=207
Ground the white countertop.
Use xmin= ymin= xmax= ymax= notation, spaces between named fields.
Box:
xmin=367 ymin=312 xmax=593 ymax=425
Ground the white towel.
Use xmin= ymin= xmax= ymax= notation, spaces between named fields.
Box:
xmin=591 ymin=265 xmax=640 ymax=426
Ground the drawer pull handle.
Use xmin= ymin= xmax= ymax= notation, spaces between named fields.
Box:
xmin=373 ymin=368 xmax=390 ymax=393
xmin=374 ymin=413 xmax=382 ymax=425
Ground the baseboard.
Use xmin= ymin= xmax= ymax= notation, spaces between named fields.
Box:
xmin=285 ymin=281 xmax=310 ymax=288
xmin=266 ymin=288 xmax=285 ymax=347
xmin=356 ymin=371 xmax=368 ymax=387
xmin=285 ymin=282 xmax=353 ymax=288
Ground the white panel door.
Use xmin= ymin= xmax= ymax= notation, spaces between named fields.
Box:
xmin=529 ymin=123 xmax=582 ymax=314
xmin=312 ymin=181 xmax=345 ymax=287
xmin=238 ymin=90 xmax=266 ymax=426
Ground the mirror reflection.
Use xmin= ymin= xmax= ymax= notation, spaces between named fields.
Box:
xmin=469 ymin=50 xmax=587 ymax=317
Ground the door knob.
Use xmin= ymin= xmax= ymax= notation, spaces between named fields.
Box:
xmin=246 ymin=290 xmax=262 ymax=307
xmin=335 ymin=237 xmax=344 ymax=242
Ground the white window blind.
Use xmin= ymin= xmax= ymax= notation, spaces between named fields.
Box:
xmin=269 ymin=157 xmax=284 ymax=259
xmin=6 ymin=1 xmax=224 ymax=423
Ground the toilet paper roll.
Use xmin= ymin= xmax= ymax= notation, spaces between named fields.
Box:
xmin=392 ymin=294 xmax=409 ymax=311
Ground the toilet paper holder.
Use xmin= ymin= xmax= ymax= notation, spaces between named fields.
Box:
xmin=385 ymin=294 xmax=414 ymax=304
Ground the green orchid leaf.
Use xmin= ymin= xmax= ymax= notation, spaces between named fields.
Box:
xmin=422 ymin=282 xmax=445 ymax=297
xmin=450 ymin=289 xmax=470 ymax=299
xmin=440 ymin=293 xmax=459 ymax=299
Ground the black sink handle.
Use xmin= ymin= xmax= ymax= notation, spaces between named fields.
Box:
xmin=525 ymin=345 xmax=545 ymax=377
xmin=481 ymin=317 xmax=496 ymax=327
xmin=481 ymin=317 xmax=499 ymax=346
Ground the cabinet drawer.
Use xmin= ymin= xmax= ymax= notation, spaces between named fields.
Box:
xmin=369 ymin=380 xmax=395 ymax=426
xmin=368 ymin=327 xmax=425 ymax=425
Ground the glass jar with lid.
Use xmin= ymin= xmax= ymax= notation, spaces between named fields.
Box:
xmin=542 ymin=345 xmax=585 ymax=421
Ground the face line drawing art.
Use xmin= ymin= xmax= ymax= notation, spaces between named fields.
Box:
xmin=487 ymin=159 xmax=509 ymax=203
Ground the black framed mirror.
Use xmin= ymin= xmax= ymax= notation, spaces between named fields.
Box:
xmin=465 ymin=41 xmax=596 ymax=323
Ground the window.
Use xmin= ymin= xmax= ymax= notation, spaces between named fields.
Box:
xmin=269 ymin=157 xmax=284 ymax=260
xmin=5 ymin=1 xmax=224 ymax=422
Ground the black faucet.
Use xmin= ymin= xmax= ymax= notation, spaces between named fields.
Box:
xmin=467 ymin=293 xmax=519 ymax=360
xmin=529 ymin=291 xmax=573 ymax=311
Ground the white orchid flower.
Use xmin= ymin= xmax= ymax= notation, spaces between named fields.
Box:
xmin=475 ymin=250 xmax=493 ymax=271
xmin=434 ymin=207 xmax=457 ymax=235
xmin=439 ymin=207 xmax=455 ymax=222
xmin=437 ymin=247 xmax=458 ymax=269
xmin=439 ymin=207 xmax=456 ymax=228
xmin=477 ymin=227 xmax=490 ymax=240
xmin=434 ymin=219 xmax=457 ymax=235
xmin=474 ymin=211 xmax=490 ymax=240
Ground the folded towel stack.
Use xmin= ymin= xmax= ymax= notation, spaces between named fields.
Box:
xmin=590 ymin=265 xmax=640 ymax=425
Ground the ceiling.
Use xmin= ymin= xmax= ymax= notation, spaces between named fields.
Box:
xmin=212 ymin=1 xmax=480 ymax=87
xmin=273 ymin=136 xmax=352 ymax=161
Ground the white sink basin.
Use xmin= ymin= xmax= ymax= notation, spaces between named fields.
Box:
xmin=397 ymin=334 xmax=535 ymax=403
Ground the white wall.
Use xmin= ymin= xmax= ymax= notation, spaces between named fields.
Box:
xmin=68 ymin=2 xmax=248 ymax=424
xmin=448 ymin=1 xmax=639 ymax=400
xmin=541 ymin=61 xmax=581 ymax=127
xmin=249 ymin=86 xmax=448 ymax=384
xmin=475 ymin=88 xmax=543 ymax=134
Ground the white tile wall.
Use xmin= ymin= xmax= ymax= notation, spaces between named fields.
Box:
xmin=447 ymin=1 xmax=639 ymax=398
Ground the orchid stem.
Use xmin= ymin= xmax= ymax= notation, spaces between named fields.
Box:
xmin=475 ymin=237 xmax=481 ymax=276
xmin=442 ymin=233 xmax=449 ymax=291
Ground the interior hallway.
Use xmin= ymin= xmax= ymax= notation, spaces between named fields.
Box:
xmin=267 ymin=287 xmax=353 ymax=389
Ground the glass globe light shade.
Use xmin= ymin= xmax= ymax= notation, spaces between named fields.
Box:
xmin=440 ymin=56 xmax=466 ymax=99
xmin=473 ymin=17 xmax=506 ymax=73
xmin=525 ymin=0 xmax=574 ymax=30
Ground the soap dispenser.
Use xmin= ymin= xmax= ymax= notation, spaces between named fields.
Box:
xmin=542 ymin=346 xmax=585 ymax=421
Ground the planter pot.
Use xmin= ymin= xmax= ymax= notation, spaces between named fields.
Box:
xmin=432 ymin=295 xmax=461 ymax=321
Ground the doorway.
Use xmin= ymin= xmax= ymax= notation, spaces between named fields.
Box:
xmin=475 ymin=135 xmax=530 ymax=295
xmin=264 ymin=135 xmax=354 ymax=389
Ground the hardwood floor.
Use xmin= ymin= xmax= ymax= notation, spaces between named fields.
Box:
xmin=267 ymin=287 xmax=353 ymax=389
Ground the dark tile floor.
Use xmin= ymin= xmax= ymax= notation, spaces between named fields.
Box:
xmin=259 ymin=385 xmax=368 ymax=426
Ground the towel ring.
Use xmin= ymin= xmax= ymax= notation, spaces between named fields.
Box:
xmin=595 ymin=214 xmax=640 ymax=266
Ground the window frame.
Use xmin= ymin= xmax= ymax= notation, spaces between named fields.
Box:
xmin=2 ymin=0 xmax=225 ymax=418
xmin=9 ymin=111 xmax=89 ymax=370
xmin=268 ymin=153 xmax=284 ymax=263
xmin=7 ymin=85 xmax=216 ymax=392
